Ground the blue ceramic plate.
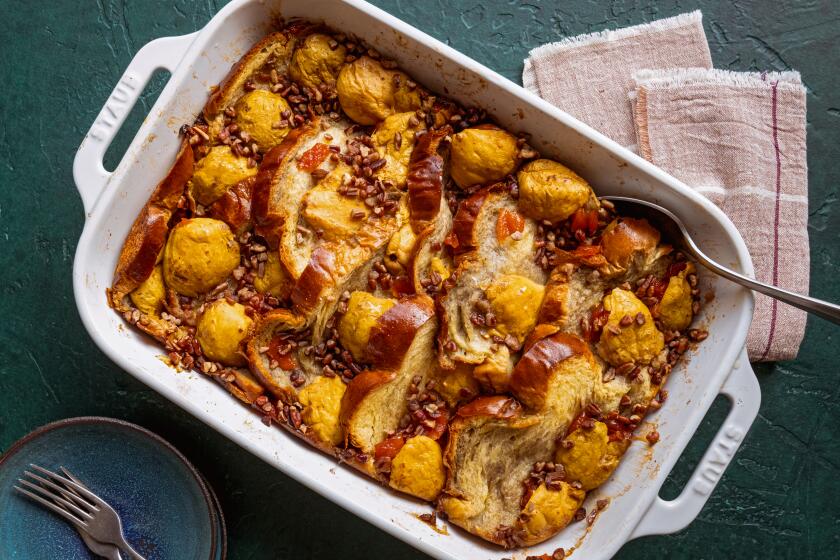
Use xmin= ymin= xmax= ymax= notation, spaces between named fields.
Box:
xmin=0 ymin=417 xmax=223 ymax=559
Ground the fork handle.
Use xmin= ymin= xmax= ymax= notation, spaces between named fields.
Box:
xmin=696 ymin=251 xmax=840 ymax=325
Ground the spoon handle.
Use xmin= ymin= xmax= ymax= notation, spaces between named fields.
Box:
xmin=693 ymin=252 xmax=840 ymax=326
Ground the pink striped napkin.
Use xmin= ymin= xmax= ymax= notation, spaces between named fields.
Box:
xmin=523 ymin=12 xmax=809 ymax=361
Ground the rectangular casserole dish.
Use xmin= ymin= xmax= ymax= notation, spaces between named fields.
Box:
xmin=72 ymin=1 xmax=761 ymax=558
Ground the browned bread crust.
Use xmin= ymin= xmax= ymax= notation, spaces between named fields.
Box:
xmin=290 ymin=245 xmax=334 ymax=316
xmin=454 ymin=395 xmax=522 ymax=419
xmin=110 ymin=139 xmax=193 ymax=305
xmin=365 ymin=295 xmax=435 ymax=369
xmin=407 ymin=128 xmax=450 ymax=232
xmin=206 ymin=176 xmax=254 ymax=235
xmin=450 ymin=188 xmax=489 ymax=255
xmin=509 ymin=332 xmax=589 ymax=410
xmin=252 ymin=122 xmax=320 ymax=251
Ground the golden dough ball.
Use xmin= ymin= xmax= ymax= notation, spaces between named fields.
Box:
xmin=519 ymin=482 xmax=585 ymax=540
xmin=658 ymin=269 xmax=694 ymax=331
xmin=196 ymin=299 xmax=253 ymax=366
xmin=389 ymin=435 xmax=445 ymax=501
xmin=517 ymin=159 xmax=591 ymax=222
xmin=485 ymin=274 xmax=545 ymax=342
xmin=337 ymin=291 xmax=396 ymax=361
xmin=298 ymin=375 xmax=347 ymax=446
xmin=191 ymin=146 xmax=257 ymax=206
xmin=289 ymin=33 xmax=347 ymax=89
xmin=597 ymin=288 xmax=664 ymax=366
xmin=130 ymin=265 xmax=166 ymax=316
xmin=336 ymin=56 xmax=420 ymax=125
xmin=384 ymin=224 xmax=417 ymax=274
xmin=253 ymin=251 xmax=292 ymax=300
xmin=449 ymin=126 xmax=519 ymax=188
xmin=163 ymin=218 xmax=240 ymax=297
xmin=555 ymin=421 xmax=623 ymax=490
xmin=234 ymin=90 xmax=292 ymax=150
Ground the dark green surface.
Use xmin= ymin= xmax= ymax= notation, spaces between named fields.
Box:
xmin=1 ymin=1 xmax=838 ymax=558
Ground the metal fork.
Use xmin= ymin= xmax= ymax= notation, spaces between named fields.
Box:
xmin=14 ymin=464 xmax=145 ymax=560
xmin=61 ymin=468 xmax=123 ymax=560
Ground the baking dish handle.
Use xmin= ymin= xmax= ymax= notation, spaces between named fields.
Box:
xmin=630 ymin=347 xmax=760 ymax=539
xmin=72 ymin=32 xmax=199 ymax=215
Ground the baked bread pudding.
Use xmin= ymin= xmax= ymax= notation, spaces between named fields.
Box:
xmin=108 ymin=20 xmax=708 ymax=550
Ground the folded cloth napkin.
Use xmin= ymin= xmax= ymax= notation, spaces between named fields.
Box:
xmin=631 ymin=69 xmax=808 ymax=361
xmin=523 ymin=12 xmax=809 ymax=361
xmin=523 ymin=11 xmax=712 ymax=149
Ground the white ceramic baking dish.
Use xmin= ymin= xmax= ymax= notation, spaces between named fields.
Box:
xmin=72 ymin=1 xmax=761 ymax=558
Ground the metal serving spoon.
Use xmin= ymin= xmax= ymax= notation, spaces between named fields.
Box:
xmin=601 ymin=196 xmax=840 ymax=326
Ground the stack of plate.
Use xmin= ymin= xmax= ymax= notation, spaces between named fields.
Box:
xmin=0 ymin=417 xmax=226 ymax=559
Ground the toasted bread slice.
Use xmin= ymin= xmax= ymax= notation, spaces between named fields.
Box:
xmin=252 ymin=118 xmax=353 ymax=279
xmin=440 ymin=332 xmax=602 ymax=547
xmin=438 ymin=188 xmax=547 ymax=369
xmin=409 ymin=202 xmax=453 ymax=295
xmin=291 ymin=204 xmax=405 ymax=343
xmin=110 ymin=139 xmax=193 ymax=306
xmin=339 ymin=296 xmax=436 ymax=461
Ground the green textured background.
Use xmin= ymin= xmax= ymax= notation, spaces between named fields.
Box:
xmin=1 ymin=1 xmax=838 ymax=558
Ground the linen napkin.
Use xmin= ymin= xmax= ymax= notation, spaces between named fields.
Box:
xmin=631 ymin=69 xmax=808 ymax=361
xmin=523 ymin=12 xmax=809 ymax=361
xmin=522 ymin=11 xmax=712 ymax=149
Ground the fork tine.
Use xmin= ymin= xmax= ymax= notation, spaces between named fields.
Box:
xmin=30 ymin=464 xmax=101 ymax=507
xmin=22 ymin=471 xmax=95 ymax=516
xmin=26 ymin=468 xmax=92 ymax=510
xmin=19 ymin=478 xmax=93 ymax=521
xmin=14 ymin=485 xmax=87 ymax=526
xmin=56 ymin=467 xmax=97 ymax=509
xmin=60 ymin=466 xmax=84 ymax=486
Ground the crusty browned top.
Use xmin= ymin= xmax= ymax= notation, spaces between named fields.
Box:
xmin=108 ymin=22 xmax=702 ymax=552
xmin=366 ymin=295 xmax=435 ymax=369
xmin=252 ymin=123 xmax=319 ymax=248
xmin=600 ymin=217 xmax=660 ymax=268
xmin=509 ymin=330 xmax=590 ymax=411
xmin=407 ymin=128 xmax=449 ymax=233
xmin=456 ymin=395 xmax=522 ymax=419
xmin=290 ymin=246 xmax=335 ymax=315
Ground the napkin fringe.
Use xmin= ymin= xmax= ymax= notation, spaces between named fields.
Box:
xmin=526 ymin=10 xmax=702 ymax=59
xmin=632 ymin=67 xmax=803 ymax=91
